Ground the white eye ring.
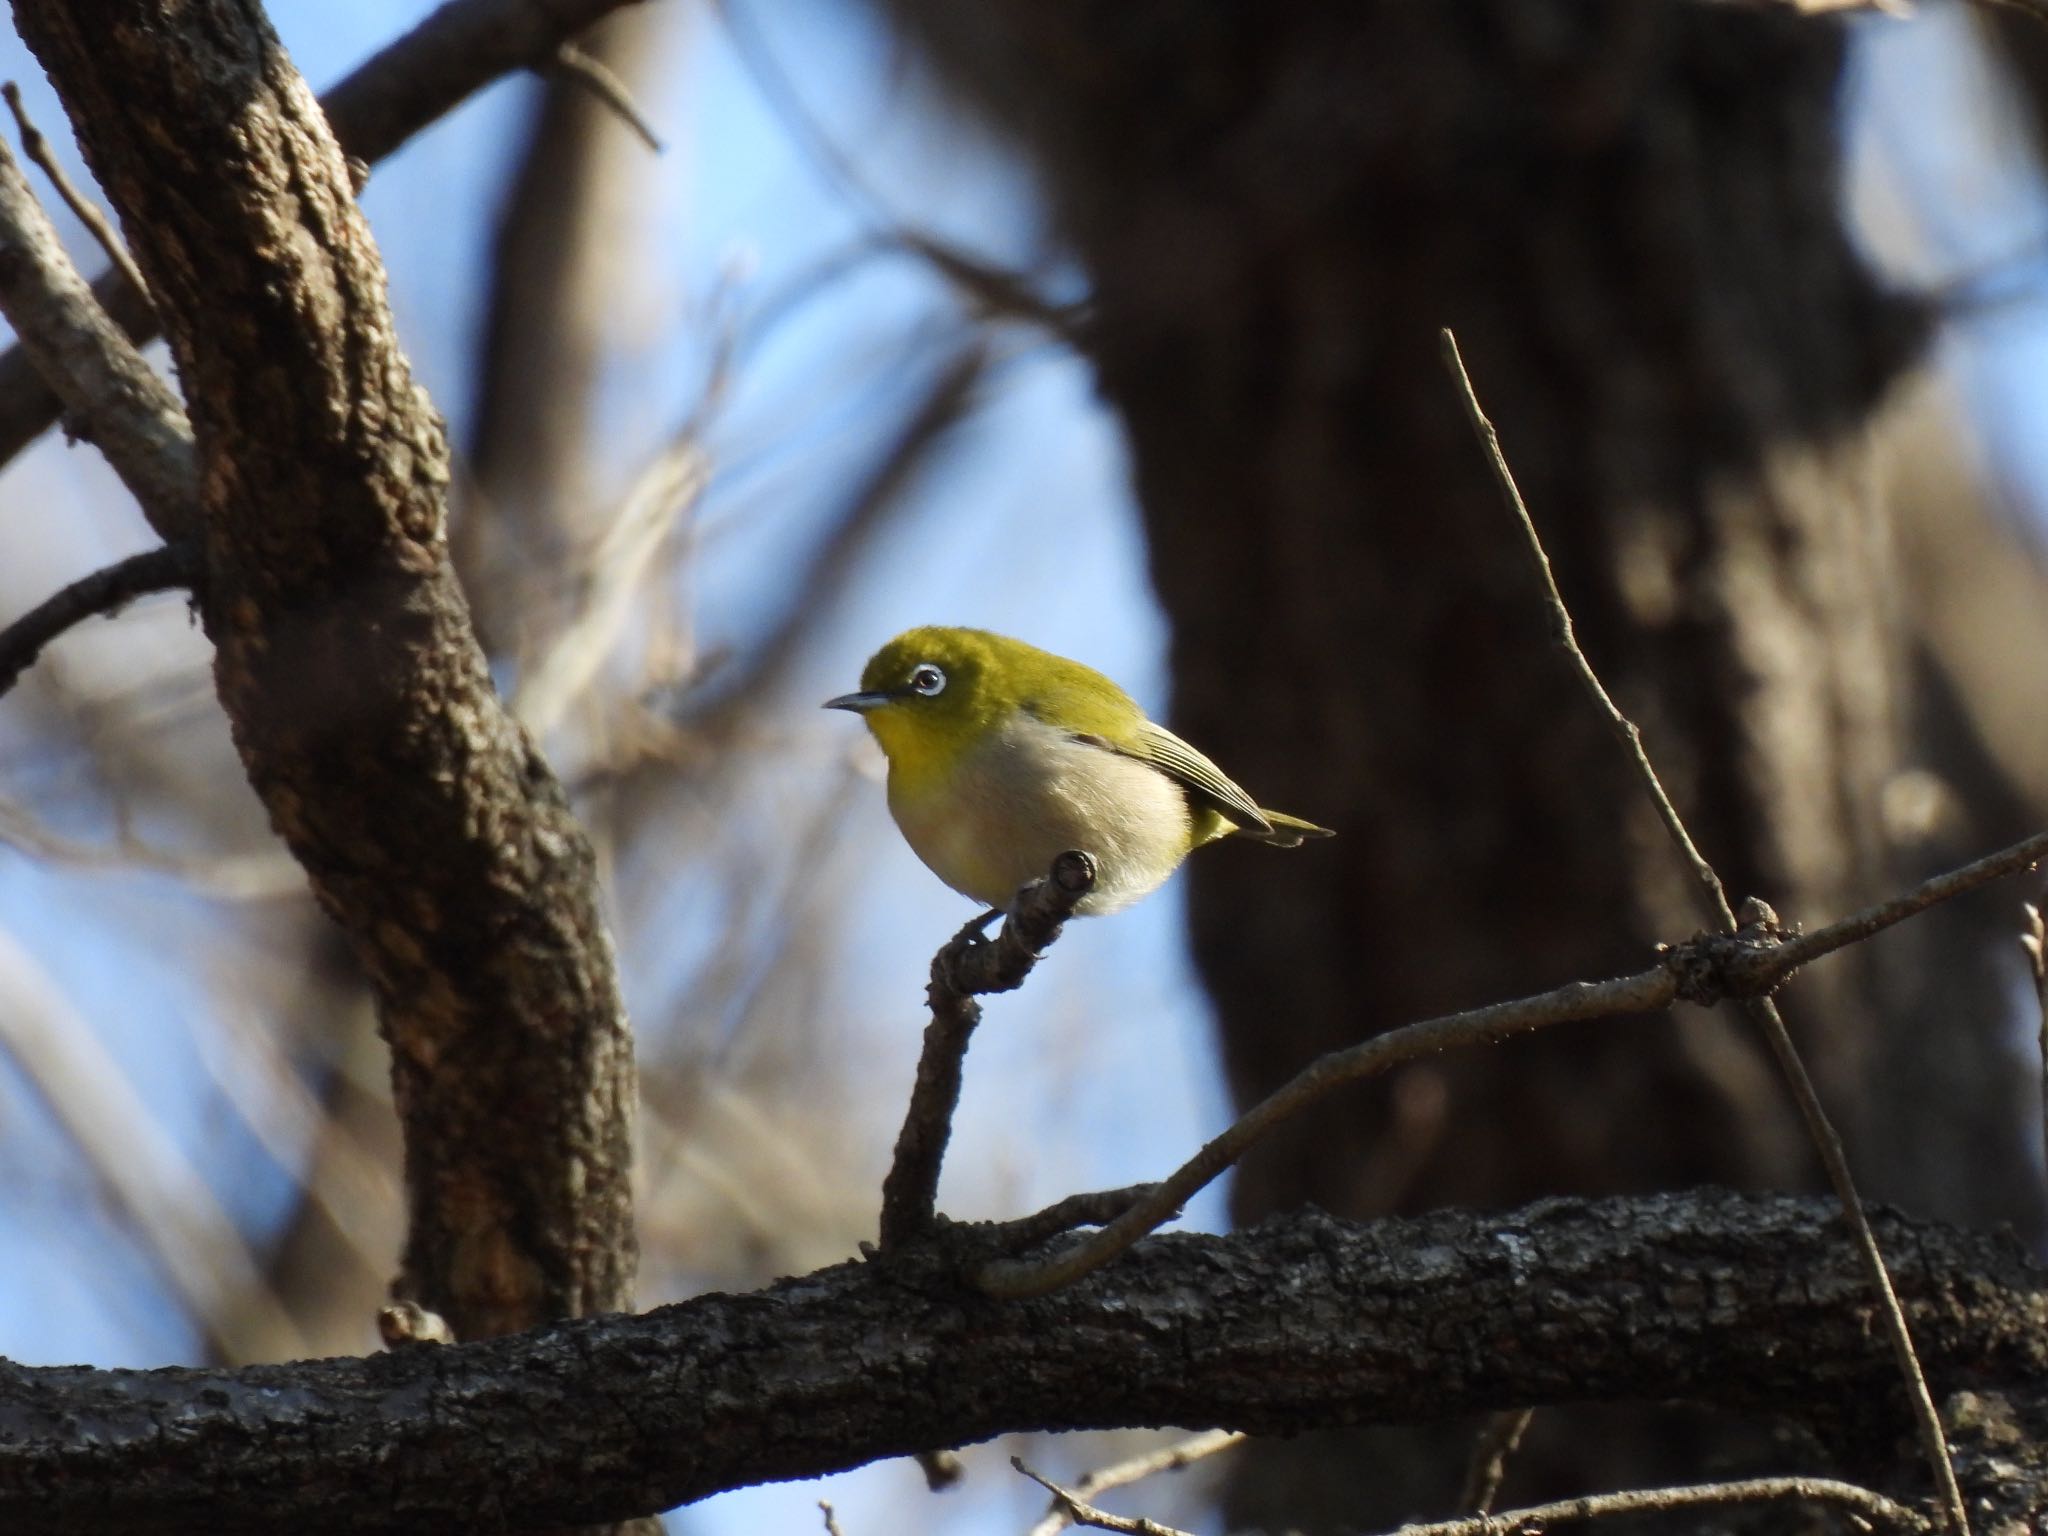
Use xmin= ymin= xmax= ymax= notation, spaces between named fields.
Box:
xmin=908 ymin=663 xmax=946 ymax=697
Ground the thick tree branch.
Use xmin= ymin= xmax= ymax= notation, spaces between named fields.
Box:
xmin=10 ymin=0 xmax=635 ymax=1339
xmin=0 ymin=1193 xmax=2043 ymax=1535
xmin=0 ymin=0 xmax=640 ymax=470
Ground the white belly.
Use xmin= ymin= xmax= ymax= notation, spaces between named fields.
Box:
xmin=889 ymin=714 xmax=1193 ymax=914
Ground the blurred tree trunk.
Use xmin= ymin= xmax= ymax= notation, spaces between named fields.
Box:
xmin=869 ymin=0 xmax=2048 ymax=1525
xmin=456 ymin=4 xmax=674 ymax=658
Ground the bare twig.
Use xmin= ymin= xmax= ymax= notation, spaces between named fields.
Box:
xmin=980 ymin=964 xmax=1678 ymax=1297
xmin=710 ymin=0 xmax=1081 ymax=334
xmin=977 ymin=822 xmax=2048 ymax=1298
xmin=0 ymin=543 xmax=197 ymax=700
xmin=1441 ymin=330 xmax=1731 ymax=932
xmin=1454 ymin=1408 xmax=1533 ymax=1516
xmin=548 ymin=41 xmax=664 ymax=152
xmin=1440 ymin=327 xmax=1969 ymax=1536
xmin=0 ymin=0 xmax=642 ymax=472
xmin=877 ymin=850 xmax=1097 ymax=1251
xmin=1013 ymin=1458 xmax=1194 ymax=1536
xmin=916 ymin=1448 xmax=965 ymax=1491
xmin=1024 ymin=1431 xmax=1245 ymax=1536
xmin=1382 ymin=1475 xmax=1929 ymax=1535
xmin=983 ymin=1182 xmax=1158 ymax=1254
xmin=819 ymin=1500 xmax=847 ymax=1536
xmin=1768 ymin=836 xmax=2048 ymax=980
xmin=1010 ymin=1465 xmax=1920 ymax=1536
xmin=2 ymin=81 xmax=153 ymax=313
xmin=0 ymin=124 xmax=196 ymax=538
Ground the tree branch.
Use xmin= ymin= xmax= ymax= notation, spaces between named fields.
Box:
xmin=0 ymin=1192 xmax=2042 ymax=1535
xmin=879 ymin=850 xmax=1097 ymax=1249
xmin=0 ymin=543 xmax=195 ymax=699
xmin=0 ymin=104 xmax=194 ymax=537
xmin=978 ymin=822 xmax=2048 ymax=1298
xmin=1441 ymin=326 xmax=1969 ymax=1535
xmin=10 ymin=0 xmax=636 ymax=1340
xmin=0 ymin=0 xmax=641 ymax=472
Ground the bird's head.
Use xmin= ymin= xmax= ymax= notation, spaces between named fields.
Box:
xmin=823 ymin=626 xmax=1024 ymax=768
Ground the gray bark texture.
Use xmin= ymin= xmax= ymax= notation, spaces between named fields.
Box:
xmin=2 ymin=1193 xmax=2045 ymax=1534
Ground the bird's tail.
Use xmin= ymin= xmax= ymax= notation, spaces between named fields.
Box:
xmin=1241 ymin=809 xmax=1335 ymax=848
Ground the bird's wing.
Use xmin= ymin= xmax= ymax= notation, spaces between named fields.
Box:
xmin=1077 ymin=719 xmax=1274 ymax=835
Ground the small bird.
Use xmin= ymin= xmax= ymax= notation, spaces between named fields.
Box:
xmin=825 ymin=626 xmax=1332 ymax=914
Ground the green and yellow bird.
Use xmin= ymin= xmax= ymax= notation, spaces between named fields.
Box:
xmin=825 ymin=626 xmax=1332 ymax=914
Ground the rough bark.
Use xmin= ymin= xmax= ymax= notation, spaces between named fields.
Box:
xmin=10 ymin=0 xmax=635 ymax=1340
xmin=1 ymin=1193 xmax=2044 ymax=1535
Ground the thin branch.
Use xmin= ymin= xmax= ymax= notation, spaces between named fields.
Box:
xmin=1454 ymin=1408 xmax=1533 ymax=1516
xmin=0 ymin=543 xmax=196 ymax=700
xmin=1439 ymin=326 xmax=1969 ymax=1536
xmin=819 ymin=1501 xmax=847 ymax=1536
xmin=1024 ymin=1431 xmax=1245 ymax=1536
xmin=877 ymin=850 xmax=1097 ymax=1251
xmin=0 ymin=121 xmax=196 ymax=538
xmin=1441 ymin=329 xmax=1732 ymax=931
xmin=1382 ymin=1475 xmax=1930 ymax=1535
xmin=0 ymin=0 xmax=641 ymax=473
xmin=978 ymin=962 xmax=1679 ymax=1297
xmin=548 ymin=41 xmax=664 ymax=153
xmin=1 ymin=80 xmax=153 ymax=314
xmin=977 ymin=819 xmax=2048 ymax=1298
xmin=710 ymin=0 xmax=1082 ymax=334
xmin=1013 ymin=1459 xmax=1194 ymax=1536
xmin=1764 ymin=834 xmax=2048 ymax=981
xmin=981 ymin=1182 xmax=1159 ymax=1254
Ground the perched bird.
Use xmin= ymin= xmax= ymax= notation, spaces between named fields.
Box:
xmin=825 ymin=626 xmax=1332 ymax=914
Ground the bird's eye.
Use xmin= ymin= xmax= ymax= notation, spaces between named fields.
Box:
xmin=908 ymin=663 xmax=946 ymax=697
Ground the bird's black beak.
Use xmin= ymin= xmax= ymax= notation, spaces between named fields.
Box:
xmin=823 ymin=691 xmax=891 ymax=713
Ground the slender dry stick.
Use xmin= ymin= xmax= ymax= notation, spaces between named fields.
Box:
xmin=1440 ymin=325 xmax=1968 ymax=1536
xmin=978 ymin=821 xmax=2048 ymax=1299
xmin=1013 ymin=1459 xmax=1195 ymax=1536
xmin=1 ymin=81 xmax=153 ymax=313
xmin=878 ymin=849 xmax=1097 ymax=1250
xmin=1766 ymin=832 xmax=2048 ymax=979
xmin=0 ymin=543 xmax=196 ymax=700
xmin=1381 ymin=1475 xmax=1928 ymax=1536
xmin=818 ymin=1499 xmax=847 ymax=1536
xmin=549 ymin=41 xmax=665 ymax=152
xmin=982 ymin=964 xmax=1680 ymax=1297
xmin=1440 ymin=331 xmax=1732 ymax=933
xmin=1024 ymin=1430 xmax=1245 ymax=1536
xmin=1455 ymin=1408 xmax=1533 ymax=1516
